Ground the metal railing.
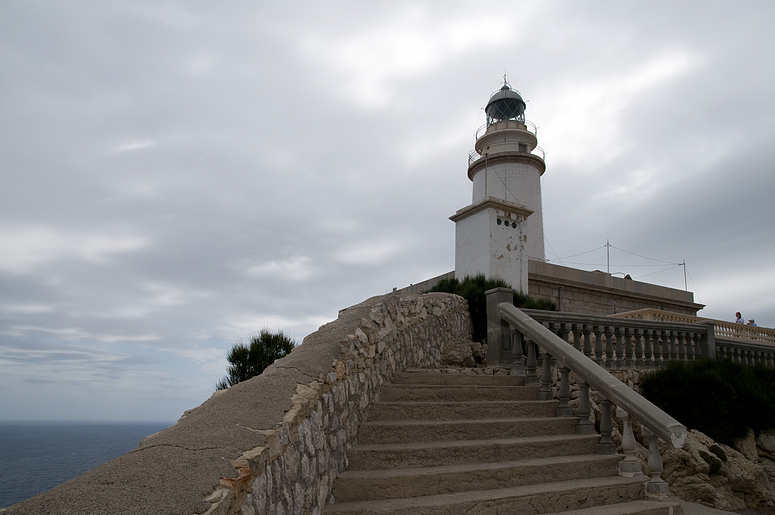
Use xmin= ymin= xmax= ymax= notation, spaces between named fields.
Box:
xmin=468 ymin=144 xmax=546 ymax=166
xmin=475 ymin=120 xmax=539 ymax=140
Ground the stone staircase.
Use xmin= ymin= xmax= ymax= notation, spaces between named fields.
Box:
xmin=324 ymin=369 xmax=683 ymax=515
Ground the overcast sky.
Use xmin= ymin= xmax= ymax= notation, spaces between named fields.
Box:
xmin=1 ymin=1 xmax=773 ymax=422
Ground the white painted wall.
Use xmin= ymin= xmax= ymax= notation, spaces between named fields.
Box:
xmin=454 ymin=204 xmax=528 ymax=292
xmin=471 ymin=162 xmax=544 ymax=262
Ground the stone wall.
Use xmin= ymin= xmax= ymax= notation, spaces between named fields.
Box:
xmin=1 ymin=292 xmax=471 ymax=515
xmin=528 ymin=260 xmax=704 ymax=316
xmin=395 ymin=261 xmax=703 ymax=318
xmin=216 ymin=292 xmax=471 ymax=515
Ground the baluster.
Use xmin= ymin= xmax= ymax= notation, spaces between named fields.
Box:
xmin=678 ymin=330 xmax=687 ymax=361
xmin=733 ymin=347 xmax=740 ymax=364
xmin=633 ymin=328 xmax=644 ymax=368
xmin=643 ymin=329 xmax=654 ymax=368
xmin=652 ymin=330 xmax=664 ymax=368
xmin=685 ymin=332 xmax=695 ymax=361
xmin=657 ymin=330 xmax=667 ymax=367
xmin=576 ymin=381 xmax=595 ymax=434
xmin=538 ymin=348 xmax=553 ymax=400
xmin=525 ymin=339 xmax=539 ymax=386
xmin=624 ymin=327 xmax=635 ymax=367
xmin=510 ymin=328 xmax=526 ymax=376
xmin=692 ymin=331 xmax=702 ymax=360
xmin=669 ymin=330 xmax=679 ymax=362
xmin=560 ymin=323 xmax=573 ymax=347
xmin=596 ymin=399 xmax=616 ymax=454
xmin=571 ymin=324 xmax=583 ymax=352
xmin=616 ymin=407 xmax=643 ymax=477
xmin=582 ymin=325 xmax=593 ymax=359
xmin=642 ymin=426 xmax=670 ymax=499
xmin=616 ymin=327 xmax=626 ymax=368
xmin=556 ymin=366 xmax=573 ymax=416
xmin=605 ymin=327 xmax=615 ymax=368
xmin=593 ymin=325 xmax=605 ymax=366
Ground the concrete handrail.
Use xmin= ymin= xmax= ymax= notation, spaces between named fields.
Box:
xmin=499 ymin=302 xmax=687 ymax=448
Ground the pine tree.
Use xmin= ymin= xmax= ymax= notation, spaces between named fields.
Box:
xmin=215 ymin=329 xmax=295 ymax=390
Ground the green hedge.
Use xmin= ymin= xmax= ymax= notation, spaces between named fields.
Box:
xmin=640 ymin=358 xmax=775 ymax=445
xmin=429 ymin=274 xmax=556 ymax=342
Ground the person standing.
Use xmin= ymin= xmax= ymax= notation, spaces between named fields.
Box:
xmin=735 ymin=312 xmax=744 ymax=324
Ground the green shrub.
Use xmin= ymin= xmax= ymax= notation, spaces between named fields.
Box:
xmin=430 ymin=274 xmax=556 ymax=342
xmin=640 ymin=358 xmax=775 ymax=445
xmin=215 ymin=329 xmax=296 ymax=390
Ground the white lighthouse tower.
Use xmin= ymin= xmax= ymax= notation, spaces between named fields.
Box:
xmin=451 ymin=81 xmax=546 ymax=292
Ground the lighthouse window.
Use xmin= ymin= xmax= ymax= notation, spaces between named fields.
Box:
xmin=512 ymin=222 xmax=517 ymax=228
xmin=496 ymin=219 xmax=502 ymax=225
xmin=519 ymin=143 xmax=527 ymax=152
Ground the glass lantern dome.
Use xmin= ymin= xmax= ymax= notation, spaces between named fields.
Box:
xmin=485 ymin=84 xmax=526 ymax=126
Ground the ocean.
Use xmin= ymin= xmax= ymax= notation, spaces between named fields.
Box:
xmin=0 ymin=421 xmax=171 ymax=509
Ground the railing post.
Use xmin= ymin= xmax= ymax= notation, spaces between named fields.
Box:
xmin=593 ymin=325 xmax=605 ymax=366
xmin=624 ymin=326 xmax=635 ymax=368
xmin=616 ymin=407 xmax=643 ymax=477
xmin=582 ymin=325 xmax=593 ymax=360
xmin=571 ymin=324 xmax=582 ymax=352
xmin=669 ymin=330 xmax=679 ymax=362
xmin=485 ymin=287 xmax=516 ymax=367
xmin=525 ymin=339 xmax=539 ymax=386
xmin=700 ymin=322 xmax=716 ymax=360
xmin=635 ymin=328 xmax=645 ymax=368
xmin=596 ymin=399 xmax=616 ymax=454
xmin=605 ymin=327 xmax=615 ymax=368
xmin=556 ymin=366 xmax=573 ymax=416
xmin=615 ymin=327 xmax=626 ymax=368
xmin=642 ymin=426 xmax=670 ymax=499
xmin=538 ymin=348 xmax=553 ymax=400
xmin=576 ymin=381 xmax=595 ymax=434
xmin=510 ymin=328 xmax=526 ymax=376
xmin=643 ymin=329 xmax=654 ymax=368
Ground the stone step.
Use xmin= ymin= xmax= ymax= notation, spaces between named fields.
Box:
xmin=541 ymin=500 xmax=684 ymax=515
xmin=357 ymin=416 xmax=580 ymax=444
xmin=324 ymin=475 xmax=647 ymax=514
xmin=368 ymin=399 xmax=559 ymax=421
xmin=332 ymin=454 xmax=622 ymax=502
xmin=394 ymin=370 xmax=525 ymax=386
xmin=380 ymin=384 xmax=539 ymax=402
xmin=346 ymin=433 xmax=601 ymax=470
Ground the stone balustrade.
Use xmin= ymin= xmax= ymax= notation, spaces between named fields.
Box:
xmin=517 ymin=308 xmax=717 ymax=369
xmin=488 ymin=288 xmax=688 ymax=500
xmin=611 ymin=308 xmax=775 ymax=346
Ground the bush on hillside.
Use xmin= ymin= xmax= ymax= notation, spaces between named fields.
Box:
xmin=640 ymin=358 xmax=775 ymax=445
xmin=215 ymin=329 xmax=296 ymax=390
xmin=429 ymin=274 xmax=556 ymax=342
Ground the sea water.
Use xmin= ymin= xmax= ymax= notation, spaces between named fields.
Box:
xmin=0 ymin=421 xmax=171 ymax=509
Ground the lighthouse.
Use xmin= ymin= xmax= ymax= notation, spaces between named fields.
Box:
xmin=450 ymin=81 xmax=546 ymax=293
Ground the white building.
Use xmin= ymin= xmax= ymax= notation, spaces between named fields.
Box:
xmin=451 ymin=82 xmax=546 ymax=292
